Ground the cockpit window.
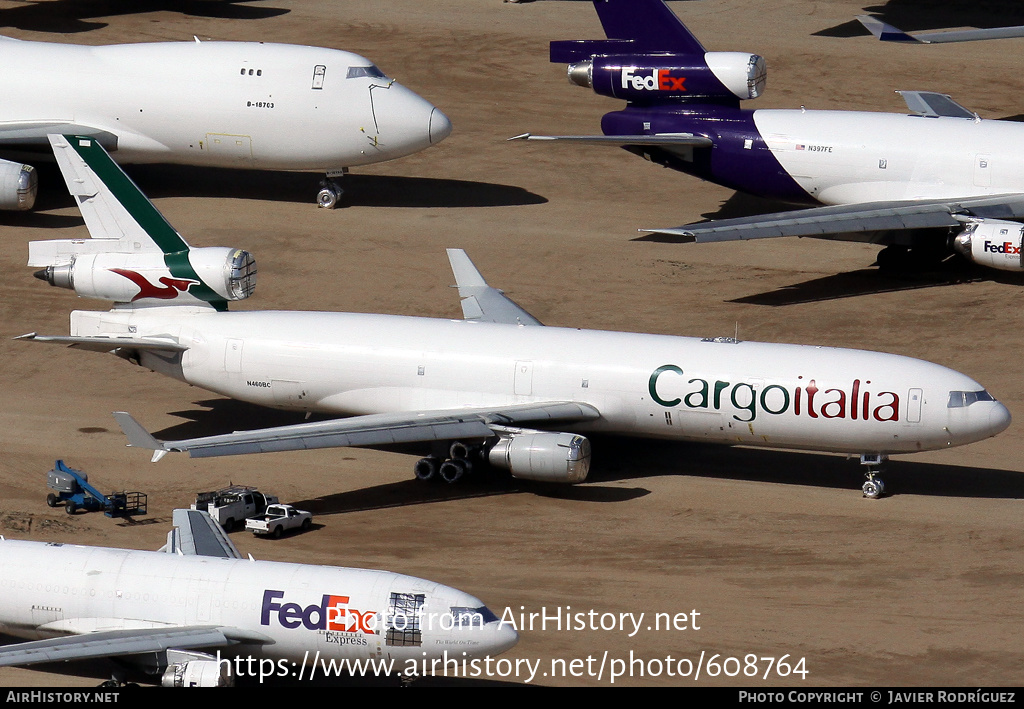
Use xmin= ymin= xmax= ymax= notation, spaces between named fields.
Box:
xmin=346 ymin=65 xmax=387 ymax=79
xmin=947 ymin=390 xmax=996 ymax=408
xmin=449 ymin=606 xmax=497 ymax=628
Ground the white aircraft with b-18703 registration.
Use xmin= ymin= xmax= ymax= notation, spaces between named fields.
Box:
xmin=0 ymin=35 xmax=451 ymax=210
xmin=19 ymin=135 xmax=1011 ymax=498
xmin=0 ymin=508 xmax=517 ymax=686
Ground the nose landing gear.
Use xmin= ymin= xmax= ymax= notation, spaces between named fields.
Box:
xmin=860 ymin=453 xmax=887 ymax=499
xmin=317 ymin=168 xmax=349 ymax=209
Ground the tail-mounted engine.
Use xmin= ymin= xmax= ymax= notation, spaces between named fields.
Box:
xmin=487 ymin=428 xmax=592 ymax=483
xmin=0 ymin=159 xmax=37 ymax=211
xmin=566 ymin=52 xmax=766 ymax=104
xmin=953 ymin=219 xmax=1024 ymax=272
xmin=30 ymin=245 xmax=257 ymax=306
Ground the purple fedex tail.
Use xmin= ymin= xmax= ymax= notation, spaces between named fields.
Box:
xmin=551 ymin=0 xmax=764 ymax=106
xmin=523 ymin=0 xmax=808 ymax=204
xmin=551 ymin=0 xmax=705 ymax=62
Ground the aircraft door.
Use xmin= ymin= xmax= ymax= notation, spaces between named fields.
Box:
xmin=311 ymin=65 xmax=326 ymax=90
xmin=974 ymin=154 xmax=992 ymax=187
xmin=514 ymin=361 xmax=533 ymax=396
xmin=906 ymin=388 xmax=923 ymax=424
xmin=272 ymin=379 xmax=308 ymax=409
xmin=225 ymin=339 xmax=243 ymax=373
xmin=672 ymin=409 xmax=728 ymax=442
xmin=204 ymin=133 xmax=254 ymax=166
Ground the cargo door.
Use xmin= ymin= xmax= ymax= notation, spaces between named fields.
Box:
xmin=204 ymin=133 xmax=253 ymax=165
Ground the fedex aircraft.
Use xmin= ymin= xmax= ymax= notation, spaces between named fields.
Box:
xmin=21 ymin=136 xmax=1010 ymax=498
xmin=0 ymin=509 xmax=517 ymax=686
xmin=516 ymin=0 xmax=1024 ymax=274
xmin=0 ymin=37 xmax=451 ymax=210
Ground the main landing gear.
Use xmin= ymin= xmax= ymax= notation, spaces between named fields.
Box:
xmin=860 ymin=453 xmax=887 ymax=499
xmin=414 ymin=442 xmax=480 ymax=485
xmin=317 ymin=168 xmax=349 ymax=209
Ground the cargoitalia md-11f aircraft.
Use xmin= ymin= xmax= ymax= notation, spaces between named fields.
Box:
xmin=0 ymin=36 xmax=451 ymax=210
xmin=21 ymin=136 xmax=1010 ymax=499
xmin=515 ymin=0 xmax=1024 ymax=274
xmin=0 ymin=508 xmax=517 ymax=686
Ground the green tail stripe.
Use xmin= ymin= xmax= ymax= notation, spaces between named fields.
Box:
xmin=66 ymin=135 xmax=189 ymax=254
xmin=66 ymin=135 xmax=227 ymax=311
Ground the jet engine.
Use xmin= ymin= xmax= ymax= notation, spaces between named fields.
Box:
xmin=33 ymin=246 xmax=257 ymax=304
xmin=567 ymin=52 xmax=766 ymax=103
xmin=0 ymin=159 xmax=37 ymax=211
xmin=161 ymin=660 xmax=234 ymax=688
xmin=487 ymin=429 xmax=591 ymax=483
xmin=953 ymin=219 xmax=1024 ymax=272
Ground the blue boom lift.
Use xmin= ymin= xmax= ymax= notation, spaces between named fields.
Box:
xmin=46 ymin=460 xmax=147 ymax=517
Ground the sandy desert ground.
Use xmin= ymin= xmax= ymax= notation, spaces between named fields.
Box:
xmin=0 ymin=0 xmax=1022 ymax=687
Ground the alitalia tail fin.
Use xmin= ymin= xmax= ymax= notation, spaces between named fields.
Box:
xmin=48 ymin=134 xmax=189 ymax=253
xmin=28 ymin=135 xmax=255 ymax=310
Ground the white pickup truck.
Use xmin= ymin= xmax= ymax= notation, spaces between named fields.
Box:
xmin=245 ymin=504 xmax=313 ymax=538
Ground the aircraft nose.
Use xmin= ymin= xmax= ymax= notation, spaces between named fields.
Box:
xmin=482 ymin=612 xmax=519 ymax=655
xmin=988 ymin=402 xmax=1012 ymax=436
xmin=370 ymin=84 xmax=451 ymax=157
xmin=429 ymin=107 xmax=453 ymax=145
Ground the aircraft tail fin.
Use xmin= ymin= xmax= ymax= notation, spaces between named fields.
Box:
xmin=46 ymin=134 xmax=190 ymax=255
xmin=28 ymin=135 xmax=256 ymax=310
xmin=548 ymin=1 xmax=763 ymax=106
xmin=551 ymin=0 xmax=705 ymax=63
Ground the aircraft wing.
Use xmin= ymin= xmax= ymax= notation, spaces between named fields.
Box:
xmin=14 ymin=333 xmax=187 ymax=354
xmin=0 ymin=625 xmax=269 ymax=667
xmin=0 ymin=122 xmax=117 ymax=150
xmin=162 ymin=509 xmax=243 ymax=559
xmin=856 ymin=15 xmax=1024 ymax=44
xmin=509 ymin=132 xmax=713 ymax=147
xmin=447 ymin=248 xmax=542 ymax=326
xmin=113 ymin=402 xmax=601 ymax=462
xmin=640 ymin=194 xmax=1024 ymax=243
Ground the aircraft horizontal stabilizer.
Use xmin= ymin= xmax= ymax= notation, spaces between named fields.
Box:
xmin=509 ymin=133 xmax=713 ymax=147
xmin=114 ymin=402 xmax=600 ymax=461
xmin=0 ymin=123 xmax=117 ymax=149
xmin=856 ymin=15 xmax=1024 ymax=44
xmin=0 ymin=625 xmax=270 ymax=667
xmin=16 ymin=333 xmax=187 ymax=354
xmin=641 ymin=194 xmax=1024 ymax=243
xmin=447 ymin=248 xmax=542 ymax=326
xmin=896 ymin=91 xmax=976 ymax=119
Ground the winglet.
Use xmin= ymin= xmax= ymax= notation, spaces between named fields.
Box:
xmin=856 ymin=15 xmax=920 ymax=42
xmin=447 ymin=248 xmax=488 ymax=288
xmin=445 ymin=250 xmax=542 ymax=326
xmin=112 ymin=412 xmax=171 ymax=462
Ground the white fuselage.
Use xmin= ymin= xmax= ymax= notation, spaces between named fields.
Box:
xmin=70 ymin=307 xmax=1010 ymax=456
xmin=0 ymin=39 xmax=449 ymax=170
xmin=754 ymin=110 xmax=1024 ymax=205
xmin=0 ymin=539 xmax=515 ymax=666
